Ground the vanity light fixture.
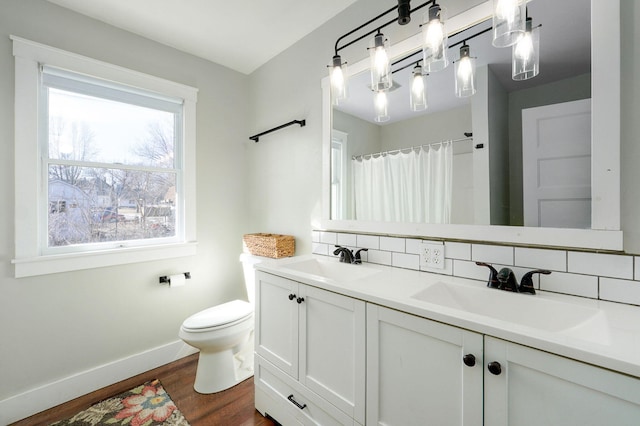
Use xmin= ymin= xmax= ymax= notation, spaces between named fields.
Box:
xmin=492 ymin=0 xmax=526 ymax=47
xmin=370 ymin=31 xmax=392 ymax=91
xmin=330 ymin=54 xmax=348 ymax=105
xmin=410 ymin=63 xmax=428 ymax=111
xmin=328 ymin=0 xmax=434 ymax=108
xmin=454 ymin=43 xmax=476 ymax=97
xmin=512 ymin=13 xmax=540 ymax=80
xmin=374 ymin=90 xmax=391 ymax=122
xmin=421 ymin=2 xmax=448 ymax=72
xmin=328 ymin=0 xmax=541 ymax=118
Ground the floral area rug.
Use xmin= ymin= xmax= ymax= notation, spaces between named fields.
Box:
xmin=50 ymin=379 xmax=190 ymax=426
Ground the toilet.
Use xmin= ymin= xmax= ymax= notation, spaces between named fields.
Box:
xmin=179 ymin=253 xmax=263 ymax=394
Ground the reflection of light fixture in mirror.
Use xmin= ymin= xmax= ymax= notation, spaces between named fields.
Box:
xmin=370 ymin=31 xmax=392 ymax=91
xmin=454 ymin=43 xmax=476 ymax=98
xmin=492 ymin=0 xmax=526 ymax=47
xmin=374 ymin=90 xmax=390 ymax=123
xmin=512 ymin=15 xmax=540 ymax=80
xmin=329 ymin=54 xmax=348 ymax=105
xmin=410 ymin=63 xmax=428 ymax=111
xmin=421 ymin=3 xmax=448 ymax=72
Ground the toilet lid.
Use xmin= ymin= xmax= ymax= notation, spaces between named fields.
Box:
xmin=183 ymin=300 xmax=253 ymax=330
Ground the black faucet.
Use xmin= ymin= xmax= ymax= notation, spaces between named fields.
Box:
xmin=497 ymin=267 xmax=519 ymax=292
xmin=518 ymin=269 xmax=552 ymax=294
xmin=354 ymin=248 xmax=368 ymax=264
xmin=333 ymin=245 xmax=354 ymax=263
xmin=476 ymin=262 xmax=551 ymax=295
xmin=475 ymin=262 xmax=500 ymax=288
xmin=333 ymin=245 xmax=368 ymax=264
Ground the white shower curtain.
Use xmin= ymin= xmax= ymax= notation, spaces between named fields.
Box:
xmin=352 ymin=142 xmax=453 ymax=223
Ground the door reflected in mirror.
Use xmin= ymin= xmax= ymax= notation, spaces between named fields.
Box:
xmin=330 ymin=0 xmax=591 ymax=229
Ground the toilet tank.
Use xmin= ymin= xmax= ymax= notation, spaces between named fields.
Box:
xmin=239 ymin=253 xmax=265 ymax=306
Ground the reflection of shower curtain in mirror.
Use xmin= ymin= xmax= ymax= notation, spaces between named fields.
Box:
xmin=352 ymin=141 xmax=452 ymax=223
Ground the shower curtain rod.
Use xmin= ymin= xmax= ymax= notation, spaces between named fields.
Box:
xmin=352 ymin=136 xmax=473 ymax=160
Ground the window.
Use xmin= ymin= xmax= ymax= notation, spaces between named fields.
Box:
xmin=43 ymin=66 xmax=183 ymax=250
xmin=12 ymin=36 xmax=198 ymax=277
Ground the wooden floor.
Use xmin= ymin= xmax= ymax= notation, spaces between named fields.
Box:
xmin=11 ymin=353 xmax=276 ymax=426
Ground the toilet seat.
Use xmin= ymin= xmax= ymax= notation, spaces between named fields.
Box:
xmin=182 ymin=300 xmax=253 ymax=331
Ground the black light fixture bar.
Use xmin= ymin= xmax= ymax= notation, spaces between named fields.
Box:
xmin=448 ymin=25 xmax=493 ymax=49
xmin=389 ymin=20 xmax=493 ymax=75
xmin=334 ymin=0 xmax=435 ymax=56
xmin=249 ymin=119 xmax=306 ymax=143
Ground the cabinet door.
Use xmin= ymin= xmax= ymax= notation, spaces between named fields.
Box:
xmin=255 ymin=272 xmax=299 ymax=378
xmin=484 ymin=336 xmax=640 ymax=426
xmin=299 ymin=285 xmax=366 ymax=424
xmin=367 ymin=304 xmax=483 ymax=426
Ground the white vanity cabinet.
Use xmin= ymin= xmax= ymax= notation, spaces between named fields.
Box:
xmin=367 ymin=305 xmax=640 ymax=426
xmin=366 ymin=304 xmax=484 ymax=426
xmin=484 ymin=336 xmax=640 ymax=426
xmin=254 ymin=263 xmax=640 ymax=425
xmin=254 ymin=271 xmax=366 ymax=425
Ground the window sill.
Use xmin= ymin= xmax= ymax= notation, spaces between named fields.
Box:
xmin=12 ymin=242 xmax=198 ymax=278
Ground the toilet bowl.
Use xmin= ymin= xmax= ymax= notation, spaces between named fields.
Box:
xmin=179 ymin=299 xmax=254 ymax=394
xmin=179 ymin=254 xmax=263 ymax=394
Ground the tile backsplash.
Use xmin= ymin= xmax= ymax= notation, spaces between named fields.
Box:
xmin=312 ymin=230 xmax=640 ymax=307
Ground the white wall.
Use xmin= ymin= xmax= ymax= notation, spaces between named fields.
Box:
xmin=0 ymin=0 xmax=250 ymax=418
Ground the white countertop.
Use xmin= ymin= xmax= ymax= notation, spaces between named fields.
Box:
xmin=256 ymin=254 xmax=640 ymax=379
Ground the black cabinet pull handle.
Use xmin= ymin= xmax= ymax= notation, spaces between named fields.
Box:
xmin=463 ymin=354 xmax=476 ymax=367
xmin=296 ymin=297 xmax=305 ymax=304
xmin=288 ymin=293 xmax=296 ymax=300
xmin=488 ymin=361 xmax=502 ymax=375
xmin=288 ymin=394 xmax=307 ymax=410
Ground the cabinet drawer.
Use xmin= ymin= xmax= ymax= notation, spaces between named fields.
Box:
xmin=255 ymin=355 xmax=355 ymax=426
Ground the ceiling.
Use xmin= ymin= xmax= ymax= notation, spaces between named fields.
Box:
xmin=45 ymin=0 xmax=360 ymax=74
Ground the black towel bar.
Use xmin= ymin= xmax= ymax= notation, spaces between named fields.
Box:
xmin=249 ymin=119 xmax=306 ymax=142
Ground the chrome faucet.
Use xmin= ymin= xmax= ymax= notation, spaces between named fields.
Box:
xmin=333 ymin=245 xmax=368 ymax=264
xmin=476 ymin=262 xmax=551 ymax=295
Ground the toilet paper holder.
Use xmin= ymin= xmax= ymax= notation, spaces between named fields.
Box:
xmin=159 ymin=272 xmax=191 ymax=284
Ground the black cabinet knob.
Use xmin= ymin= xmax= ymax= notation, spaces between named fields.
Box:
xmin=463 ymin=354 xmax=476 ymax=367
xmin=296 ymin=297 xmax=305 ymax=304
xmin=488 ymin=361 xmax=502 ymax=375
xmin=288 ymin=293 xmax=296 ymax=300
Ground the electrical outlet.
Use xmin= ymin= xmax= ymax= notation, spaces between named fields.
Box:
xmin=420 ymin=241 xmax=445 ymax=269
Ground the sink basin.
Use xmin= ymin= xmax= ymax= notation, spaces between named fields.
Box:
xmin=280 ymin=258 xmax=381 ymax=282
xmin=411 ymin=281 xmax=610 ymax=344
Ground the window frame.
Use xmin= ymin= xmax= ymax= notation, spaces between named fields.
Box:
xmin=11 ymin=36 xmax=198 ymax=278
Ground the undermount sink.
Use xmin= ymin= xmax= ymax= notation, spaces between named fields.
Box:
xmin=411 ymin=281 xmax=611 ymax=344
xmin=280 ymin=257 xmax=381 ymax=282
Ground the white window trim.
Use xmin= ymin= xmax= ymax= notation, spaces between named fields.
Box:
xmin=11 ymin=36 xmax=199 ymax=278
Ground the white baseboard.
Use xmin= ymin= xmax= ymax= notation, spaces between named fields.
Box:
xmin=0 ymin=340 xmax=198 ymax=424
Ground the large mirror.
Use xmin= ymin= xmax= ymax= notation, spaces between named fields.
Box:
xmin=321 ymin=0 xmax=621 ymax=250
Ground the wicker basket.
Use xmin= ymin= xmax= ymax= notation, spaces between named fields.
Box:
xmin=243 ymin=233 xmax=295 ymax=258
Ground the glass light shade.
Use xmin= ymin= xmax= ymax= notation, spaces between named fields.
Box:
xmin=374 ymin=91 xmax=390 ymax=123
xmin=454 ymin=45 xmax=476 ymax=98
xmin=410 ymin=64 xmax=428 ymax=111
xmin=421 ymin=5 xmax=448 ymax=72
xmin=330 ymin=55 xmax=348 ymax=105
xmin=512 ymin=21 xmax=540 ymax=80
xmin=492 ymin=0 xmax=526 ymax=48
xmin=370 ymin=33 xmax=392 ymax=91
